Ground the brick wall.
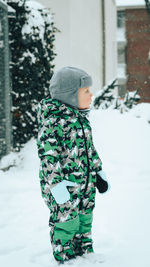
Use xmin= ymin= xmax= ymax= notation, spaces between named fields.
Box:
xmin=126 ymin=8 xmax=150 ymax=103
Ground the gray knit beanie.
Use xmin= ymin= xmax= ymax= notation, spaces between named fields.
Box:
xmin=49 ymin=66 xmax=92 ymax=109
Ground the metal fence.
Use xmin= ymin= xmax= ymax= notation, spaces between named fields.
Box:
xmin=0 ymin=0 xmax=12 ymax=160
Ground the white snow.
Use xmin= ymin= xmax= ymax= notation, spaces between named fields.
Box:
xmin=22 ymin=0 xmax=52 ymax=43
xmin=0 ymin=104 xmax=150 ymax=267
xmin=23 ymin=51 xmax=36 ymax=64
xmin=22 ymin=1 xmax=45 ymax=41
xmin=129 ymin=102 xmax=150 ymax=122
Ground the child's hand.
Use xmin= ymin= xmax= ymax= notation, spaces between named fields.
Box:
xmin=51 ymin=180 xmax=77 ymax=205
xmin=96 ymin=170 xmax=111 ymax=194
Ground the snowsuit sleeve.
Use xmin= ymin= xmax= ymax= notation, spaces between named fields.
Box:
xmin=36 ymin=103 xmax=65 ymax=209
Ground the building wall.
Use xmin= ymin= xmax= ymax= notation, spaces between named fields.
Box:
xmin=69 ymin=0 xmax=103 ymax=94
xmin=35 ymin=0 xmax=117 ymax=95
xmin=105 ymin=0 xmax=117 ymax=87
xmin=126 ymin=8 xmax=150 ymax=103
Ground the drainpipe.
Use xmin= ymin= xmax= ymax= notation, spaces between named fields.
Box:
xmin=101 ymin=0 xmax=106 ymax=86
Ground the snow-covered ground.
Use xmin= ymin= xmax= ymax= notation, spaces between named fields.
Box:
xmin=0 ymin=103 xmax=150 ymax=267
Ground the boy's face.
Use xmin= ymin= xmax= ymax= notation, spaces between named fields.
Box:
xmin=78 ymin=87 xmax=93 ymax=109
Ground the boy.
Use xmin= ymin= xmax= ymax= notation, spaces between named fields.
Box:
xmin=36 ymin=66 xmax=109 ymax=264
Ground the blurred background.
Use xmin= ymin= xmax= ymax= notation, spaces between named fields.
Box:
xmin=0 ymin=0 xmax=150 ymax=159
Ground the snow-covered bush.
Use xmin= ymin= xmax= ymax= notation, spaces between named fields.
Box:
xmin=93 ymin=79 xmax=141 ymax=113
xmin=93 ymin=79 xmax=117 ymax=109
xmin=7 ymin=0 xmax=59 ymax=151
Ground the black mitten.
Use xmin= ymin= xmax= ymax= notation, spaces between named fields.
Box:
xmin=96 ymin=172 xmax=109 ymax=193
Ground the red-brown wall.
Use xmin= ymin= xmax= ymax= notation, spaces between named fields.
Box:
xmin=126 ymin=8 xmax=150 ymax=103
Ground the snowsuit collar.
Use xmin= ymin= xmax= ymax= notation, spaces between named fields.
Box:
xmin=52 ymin=98 xmax=90 ymax=118
xmin=37 ymin=97 xmax=91 ymax=124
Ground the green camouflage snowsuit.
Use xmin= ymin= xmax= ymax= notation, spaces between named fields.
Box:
xmin=36 ymin=98 xmax=102 ymax=263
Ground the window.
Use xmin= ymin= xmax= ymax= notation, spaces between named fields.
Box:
xmin=117 ymin=11 xmax=125 ymax=28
